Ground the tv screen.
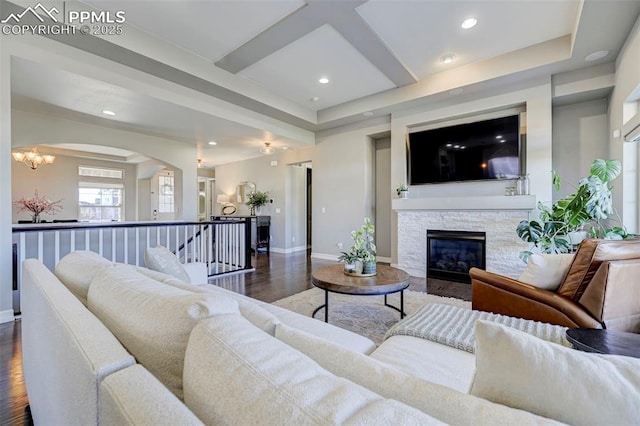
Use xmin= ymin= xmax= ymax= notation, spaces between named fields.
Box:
xmin=407 ymin=115 xmax=521 ymax=184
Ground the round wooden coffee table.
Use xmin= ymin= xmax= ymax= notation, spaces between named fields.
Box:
xmin=311 ymin=264 xmax=410 ymax=322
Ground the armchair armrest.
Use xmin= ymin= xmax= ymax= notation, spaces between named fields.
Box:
xmin=470 ymin=267 xmax=602 ymax=329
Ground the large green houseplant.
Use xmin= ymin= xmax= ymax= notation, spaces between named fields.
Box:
xmin=516 ymin=159 xmax=627 ymax=261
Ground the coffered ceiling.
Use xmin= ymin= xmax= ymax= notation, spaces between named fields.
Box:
xmin=5 ymin=0 xmax=640 ymax=166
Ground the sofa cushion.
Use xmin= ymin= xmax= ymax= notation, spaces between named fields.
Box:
xmin=260 ymin=302 xmax=377 ymax=354
xmin=159 ymin=276 xmax=283 ymax=335
xmin=144 ymin=245 xmax=191 ymax=283
xmin=87 ymin=264 xmax=239 ymax=400
xmin=137 ymin=265 xmax=375 ymax=352
xmin=183 ymin=314 xmax=443 ymax=425
xmin=133 ymin=265 xmax=176 ymax=282
xmin=275 ymin=323 xmax=559 ymax=425
xmin=470 ymin=320 xmax=640 ymax=425
xmin=371 ymin=335 xmax=475 ymax=392
xmin=100 ymin=365 xmax=204 ymax=425
xmin=54 ymin=251 xmax=114 ymax=305
xmin=518 ymin=253 xmax=574 ymax=290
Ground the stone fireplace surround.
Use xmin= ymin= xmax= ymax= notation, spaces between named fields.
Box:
xmin=393 ymin=196 xmax=536 ymax=280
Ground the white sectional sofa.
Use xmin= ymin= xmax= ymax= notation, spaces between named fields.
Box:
xmin=21 ymin=251 xmax=640 ymax=425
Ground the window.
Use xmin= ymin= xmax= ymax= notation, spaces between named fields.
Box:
xmin=78 ymin=166 xmax=125 ymax=222
xmin=78 ymin=166 xmax=124 ymax=179
xmin=158 ymin=173 xmax=175 ymax=213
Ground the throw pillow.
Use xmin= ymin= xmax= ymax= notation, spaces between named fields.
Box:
xmin=275 ymin=323 xmax=555 ymax=425
xmin=518 ymin=253 xmax=574 ymax=290
xmin=87 ymin=264 xmax=239 ymax=400
xmin=470 ymin=321 xmax=640 ymax=425
xmin=144 ymin=245 xmax=191 ymax=283
xmin=54 ymin=251 xmax=114 ymax=305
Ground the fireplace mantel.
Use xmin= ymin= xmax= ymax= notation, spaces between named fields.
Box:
xmin=392 ymin=195 xmax=536 ymax=211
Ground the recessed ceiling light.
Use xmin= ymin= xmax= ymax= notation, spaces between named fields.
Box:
xmin=495 ymin=135 xmax=502 ymax=139
xmin=310 ymin=96 xmax=320 ymax=102
xmin=585 ymin=50 xmax=609 ymax=61
xmin=363 ymin=111 xmax=374 ymax=117
xmin=102 ymin=110 xmax=116 ymax=116
xmin=454 ymin=145 xmax=460 ymax=149
xmin=208 ymin=141 xmax=217 ymax=145
xmin=318 ymin=77 xmax=329 ymax=84
xmin=446 ymin=143 xmax=453 ymax=147
xmin=282 ymin=146 xmax=289 ymax=150
xmin=440 ymin=54 xmax=455 ymax=64
xmin=461 ymin=18 xmax=477 ymax=29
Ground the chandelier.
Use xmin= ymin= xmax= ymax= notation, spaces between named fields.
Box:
xmin=12 ymin=147 xmax=55 ymax=170
xmin=260 ymin=142 xmax=275 ymax=155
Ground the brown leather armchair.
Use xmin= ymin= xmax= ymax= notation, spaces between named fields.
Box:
xmin=470 ymin=238 xmax=640 ymax=332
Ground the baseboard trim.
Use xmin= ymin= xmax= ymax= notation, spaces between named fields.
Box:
xmin=310 ymin=252 xmax=339 ymax=261
xmin=0 ymin=309 xmax=15 ymax=324
xmin=270 ymin=246 xmax=308 ymax=254
xmin=376 ymin=256 xmax=392 ymax=263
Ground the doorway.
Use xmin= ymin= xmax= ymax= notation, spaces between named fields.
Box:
xmin=374 ymin=137 xmax=391 ymax=261
xmin=151 ymin=170 xmax=176 ymax=221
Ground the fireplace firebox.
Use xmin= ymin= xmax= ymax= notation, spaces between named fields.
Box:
xmin=427 ymin=230 xmax=486 ymax=284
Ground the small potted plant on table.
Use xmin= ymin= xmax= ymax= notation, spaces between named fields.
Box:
xmin=338 ymin=217 xmax=377 ymax=276
xmin=396 ymin=183 xmax=409 ymax=198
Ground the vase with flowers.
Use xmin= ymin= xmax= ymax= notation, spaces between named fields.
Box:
xmin=246 ymin=191 xmax=270 ymax=216
xmin=14 ymin=190 xmax=62 ymax=223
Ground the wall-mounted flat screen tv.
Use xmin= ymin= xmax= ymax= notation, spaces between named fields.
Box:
xmin=407 ymin=115 xmax=521 ymax=184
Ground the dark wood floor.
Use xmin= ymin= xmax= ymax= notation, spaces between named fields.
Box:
xmin=0 ymin=251 xmax=470 ymax=425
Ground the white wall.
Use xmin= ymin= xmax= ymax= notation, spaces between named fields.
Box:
xmin=610 ymin=17 xmax=640 ymax=233
xmin=0 ymin=37 xmax=13 ymax=322
xmin=214 ymin=148 xmax=312 ymax=252
xmin=312 ymin=120 xmax=391 ymax=258
xmin=552 ymin=99 xmax=609 ymax=201
xmin=285 ymin=165 xmax=307 ymax=251
xmin=11 ymin=154 xmax=138 ymax=222
xmin=375 ymin=138 xmax=392 ymax=259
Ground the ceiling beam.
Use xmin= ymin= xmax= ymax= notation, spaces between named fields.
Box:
xmin=215 ymin=0 xmax=417 ymax=87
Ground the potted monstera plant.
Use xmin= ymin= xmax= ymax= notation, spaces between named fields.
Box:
xmin=516 ymin=159 xmax=627 ymax=262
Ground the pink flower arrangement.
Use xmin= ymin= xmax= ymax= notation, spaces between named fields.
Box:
xmin=14 ymin=190 xmax=62 ymax=219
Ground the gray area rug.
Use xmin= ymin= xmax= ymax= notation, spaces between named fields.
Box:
xmin=272 ymin=288 xmax=471 ymax=346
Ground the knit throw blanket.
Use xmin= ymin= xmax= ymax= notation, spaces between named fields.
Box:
xmin=384 ymin=304 xmax=571 ymax=353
